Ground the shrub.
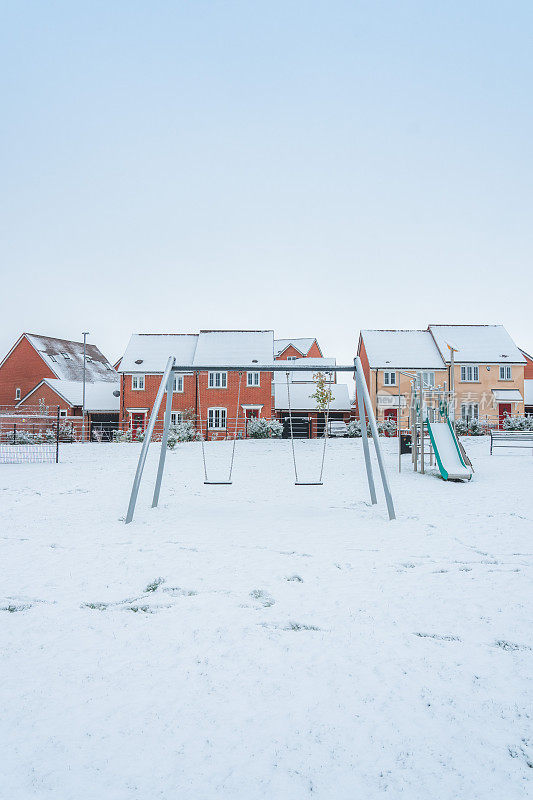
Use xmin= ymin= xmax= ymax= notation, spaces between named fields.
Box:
xmin=113 ymin=429 xmax=132 ymax=443
xmin=502 ymin=414 xmax=533 ymax=431
xmin=167 ymin=421 xmax=201 ymax=448
xmin=455 ymin=418 xmax=486 ymax=436
xmin=247 ymin=418 xmax=283 ymax=439
xmin=347 ymin=418 xmax=397 ymax=437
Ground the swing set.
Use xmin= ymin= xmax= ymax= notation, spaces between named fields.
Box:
xmin=125 ymin=357 xmax=395 ymax=523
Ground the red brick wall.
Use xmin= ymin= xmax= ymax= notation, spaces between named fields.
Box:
xmin=275 ymin=344 xmax=306 ymax=360
xmin=0 ymin=336 xmax=56 ymax=405
xmin=307 ymin=341 xmax=322 ymax=358
xmin=523 ymin=351 xmax=533 ymax=379
xmin=121 ymin=369 xmax=274 ymax=440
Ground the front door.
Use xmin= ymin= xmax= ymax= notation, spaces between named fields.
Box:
xmin=384 ymin=408 xmax=397 ymax=435
xmin=131 ymin=412 xmax=146 ymax=434
xmin=498 ymin=403 xmax=511 ymax=429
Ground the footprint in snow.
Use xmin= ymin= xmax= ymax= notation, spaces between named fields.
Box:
xmin=413 ymin=632 xmax=461 ymax=641
xmin=250 ymin=589 xmax=275 ymax=607
xmin=494 ymin=640 xmax=531 ymax=652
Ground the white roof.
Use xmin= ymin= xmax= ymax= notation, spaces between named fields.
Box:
xmin=274 ymin=338 xmax=316 ymax=357
xmin=274 ymin=382 xmax=351 ymax=410
xmin=18 ymin=379 xmax=120 ymax=411
xmin=193 ymin=331 xmax=274 ymax=366
xmin=429 ymin=325 xmax=526 ymax=364
xmin=119 ymin=334 xmax=199 ymax=372
xmin=21 ymin=333 xmax=117 ymax=382
xmin=491 ymin=389 xmax=523 ymax=402
xmin=273 ymin=357 xmax=337 ymax=382
xmin=360 ymin=330 xmax=445 ymax=370
xmin=524 ymin=380 xmax=533 ymax=406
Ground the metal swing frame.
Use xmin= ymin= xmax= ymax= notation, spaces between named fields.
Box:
xmin=125 ymin=357 xmax=395 ymax=523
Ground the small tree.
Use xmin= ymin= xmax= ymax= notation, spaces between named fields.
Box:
xmin=311 ymin=372 xmax=333 ymax=411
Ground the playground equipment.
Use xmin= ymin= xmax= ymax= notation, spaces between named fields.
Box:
xmin=285 ymin=370 xmax=333 ymax=486
xmin=408 ymin=373 xmax=473 ymax=481
xmin=125 ymin=357 xmax=396 ymax=523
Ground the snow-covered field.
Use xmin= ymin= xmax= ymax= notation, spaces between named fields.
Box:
xmin=2 ymin=437 xmax=532 ymax=799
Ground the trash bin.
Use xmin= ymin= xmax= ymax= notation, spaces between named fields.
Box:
xmin=400 ymin=432 xmax=412 ymax=454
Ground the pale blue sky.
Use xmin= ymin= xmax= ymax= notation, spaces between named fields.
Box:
xmin=1 ymin=1 xmax=532 ymax=364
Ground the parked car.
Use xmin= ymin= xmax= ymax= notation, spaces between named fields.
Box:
xmin=327 ymin=420 xmax=348 ymax=437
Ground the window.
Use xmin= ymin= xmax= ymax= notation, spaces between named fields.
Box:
xmin=461 ymin=403 xmax=479 ymax=421
xmin=61 ymin=352 xmax=71 ymax=360
xmin=85 ymin=356 xmax=93 ymax=363
xmin=132 ymin=375 xmax=145 ymax=390
xmin=247 ymin=371 xmax=260 ymax=387
xmin=173 ymin=375 xmax=184 ymax=393
xmin=287 ymin=356 xmax=298 ymax=361
xmin=60 ymin=409 xmax=67 ymax=418
xmin=384 ymin=371 xmax=396 ymax=386
xmin=15 ymin=387 xmax=21 ymax=400
xmin=208 ymin=407 xmax=227 ymax=429
xmin=208 ymin=371 xmax=227 ymax=389
xmin=460 ymin=365 xmax=479 ymax=382
xmin=499 ymin=365 xmax=512 ymax=381
xmin=49 ymin=354 xmax=57 ymax=362
xmin=171 ymin=411 xmax=183 ymax=426
xmin=422 ymin=372 xmax=435 ymax=388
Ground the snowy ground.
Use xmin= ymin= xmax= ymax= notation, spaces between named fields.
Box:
xmin=2 ymin=437 xmax=532 ymax=799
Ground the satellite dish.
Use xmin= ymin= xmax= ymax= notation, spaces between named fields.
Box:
xmin=135 ymin=359 xmax=143 ymax=364
xmin=113 ymin=390 xmax=120 ymax=397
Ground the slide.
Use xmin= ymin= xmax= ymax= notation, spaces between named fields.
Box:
xmin=426 ymin=417 xmax=473 ymax=481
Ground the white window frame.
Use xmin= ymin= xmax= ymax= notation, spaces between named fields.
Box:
xmin=49 ymin=354 xmax=57 ymax=362
xmin=460 ymin=365 xmax=479 ymax=382
xmin=15 ymin=387 xmax=21 ymax=400
xmin=170 ymin=411 xmax=183 ymax=426
xmin=132 ymin=375 xmax=145 ymax=391
xmin=247 ymin=371 xmax=260 ymax=387
xmin=461 ymin=402 xmax=479 ymax=421
xmin=173 ymin=375 xmax=184 ymax=393
xmin=499 ymin=365 xmax=512 ymax=381
xmin=59 ymin=409 xmax=67 ymax=418
xmin=61 ymin=351 xmax=71 ymax=360
xmin=383 ymin=371 xmax=396 ymax=386
xmin=286 ymin=356 xmax=298 ymax=361
xmin=208 ymin=407 xmax=227 ymax=429
xmin=422 ymin=371 xmax=435 ymax=388
xmin=208 ymin=371 xmax=227 ymax=389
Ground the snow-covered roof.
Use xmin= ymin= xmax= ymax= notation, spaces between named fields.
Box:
xmin=17 ymin=379 xmax=120 ymax=411
xmin=429 ymin=325 xmax=526 ymax=364
xmin=360 ymin=330 xmax=445 ymax=370
xmin=120 ymin=331 xmax=274 ymax=371
xmin=119 ymin=334 xmax=199 ymax=372
xmin=274 ymin=338 xmax=317 ymax=357
xmin=194 ymin=331 xmax=274 ymax=366
xmin=21 ymin=334 xmax=118 ymax=382
xmin=273 ymin=357 xmax=337 ymax=382
xmin=274 ymin=382 xmax=351 ymax=410
xmin=524 ymin=380 xmax=533 ymax=406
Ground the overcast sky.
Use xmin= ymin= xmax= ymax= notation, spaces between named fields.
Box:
xmin=1 ymin=1 xmax=532 ymax=367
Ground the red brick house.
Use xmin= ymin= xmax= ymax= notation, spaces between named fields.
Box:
xmin=0 ymin=333 xmax=119 ymax=440
xmin=521 ymin=348 xmax=533 ymax=415
xmin=274 ymin=338 xmax=323 ymax=360
xmin=119 ymin=331 xmax=275 ymax=440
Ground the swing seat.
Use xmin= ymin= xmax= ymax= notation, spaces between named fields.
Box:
xmin=204 ymin=480 xmax=233 ymax=485
xmin=295 ymin=481 xmax=323 ymax=486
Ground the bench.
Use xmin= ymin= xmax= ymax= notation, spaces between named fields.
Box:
xmin=490 ymin=430 xmax=533 ymax=455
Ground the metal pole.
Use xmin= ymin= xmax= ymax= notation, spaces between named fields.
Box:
xmin=354 ymin=357 xmax=395 ymax=520
xmin=82 ymin=332 xmax=89 ymax=443
xmin=356 ymin=372 xmax=377 ymax=504
xmin=152 ymin=372 xmax=174 ymax=508
xmin=56 ymin=406 xmax=60 ymax=463
xmin=126 ymin=356 xmax=175 ymax=524
xmin=449 ymin=347 xmax=456 ymax=431
xmin=398 ymin=375 xmax=401 ymax=473
xmin=418 ymin=372 xmax=425 ymax=475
